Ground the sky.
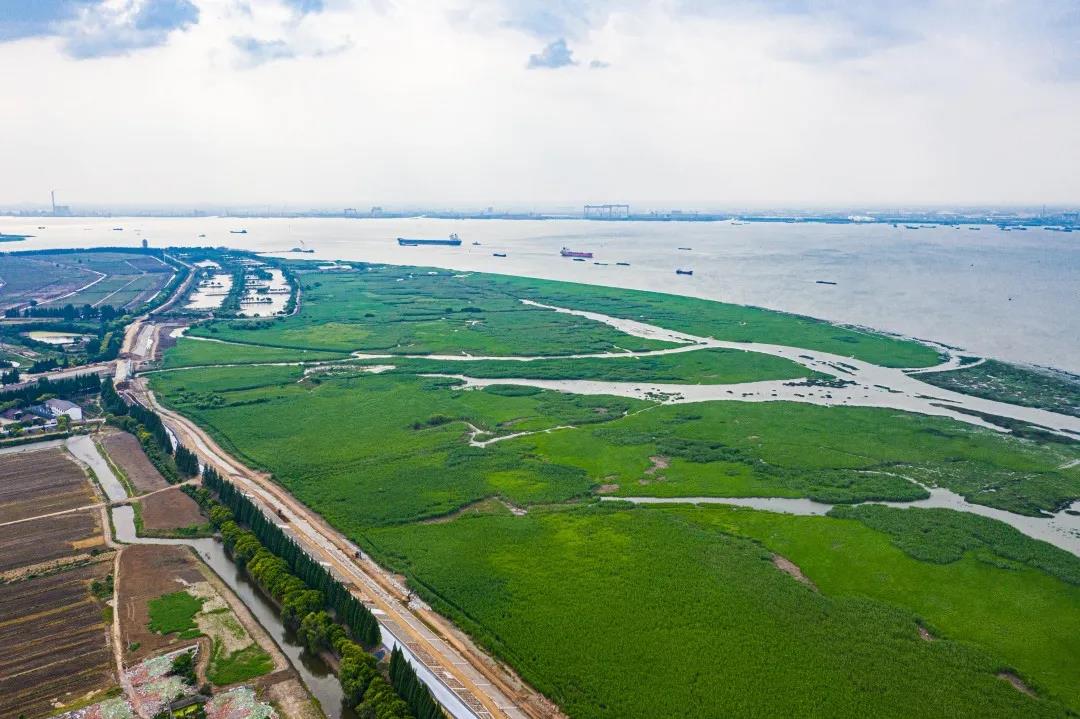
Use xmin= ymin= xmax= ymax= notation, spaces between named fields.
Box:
xmin=1 ymin=0 xmax=1078 ymax=209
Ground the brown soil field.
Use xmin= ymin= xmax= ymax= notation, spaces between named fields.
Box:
xmin=100 ymin=432 xmax=170 ymax=493
xmin=0 ymin=510 xmax=106 ymax=574
xmin=0 ymin=562 xmax=116 ymax=719
xmin=117 ymin=544 xmax=207 ymax=663
xmin=140 ymin=486 xmax=205 ymax=532
xmin=0 ymin=447 xmax=97 ymax=523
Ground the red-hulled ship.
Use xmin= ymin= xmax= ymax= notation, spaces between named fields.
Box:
xmin=560 ymin=247 xmax=593 ymax=258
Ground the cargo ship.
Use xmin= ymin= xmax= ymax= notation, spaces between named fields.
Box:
xmin=560 ymin=247 xmax=593 ymax=258
xmin=398 ymin=233 xmax=462 ymax=247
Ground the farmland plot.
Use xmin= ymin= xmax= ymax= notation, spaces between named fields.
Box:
xmin=0 ymin=446 xmax=98 ymax=523
xmin=139 ymin=487 xmax=206 ymax=534
xmin=0 ymin=510 xmax=106 ymax=575
xmin=0 ymin=562 xmax=116 ymax=719
xmin=118 ymin=544 xmax=276 ymax=689
xmin=0 ymin=251 xmax=174 ymax=311
xmin=100 ymin=431 xmax=170 ymax=494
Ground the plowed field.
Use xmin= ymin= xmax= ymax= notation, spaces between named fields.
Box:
xmin=0 ymin=447 xmax=97 ymax=523
xmin=100 ymin=432 xmax=169 ymax=494
xmin=0 ymin=562 xmax=115 ymax=718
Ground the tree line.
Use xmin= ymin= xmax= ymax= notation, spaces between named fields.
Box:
xmin=0 ymin=373 xmax=100 ymax=405
xmin=101 ymin=378 xmax=200 ymax=484
xmin=194 ymin=469 xmax=445 ymax=719
xmin=4 ymin=303 xmax=121 ymax=322
xmin=390 ymin=647 xmax=447 ymax=719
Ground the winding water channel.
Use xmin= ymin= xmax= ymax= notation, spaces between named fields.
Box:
xmin=601 ymin=491 xmax=1080 ymax=557
xmin=328 ymin=300 xmax=1080 ymax=556
xmin=171 ymin=299 xmax=1080 ymax=558
xmin=435 ymin=300 xmax=1080 ymax=439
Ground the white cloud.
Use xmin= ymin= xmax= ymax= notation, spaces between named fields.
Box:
xmin=0 ymin=0 xmax=1077 ymax=207
xmin=527 ymin=37 xmax=575 ymax=68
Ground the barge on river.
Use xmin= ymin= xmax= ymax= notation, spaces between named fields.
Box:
xmin=398 ymin=233 xmax=462 ymax=247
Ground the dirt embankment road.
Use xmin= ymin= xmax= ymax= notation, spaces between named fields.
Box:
xmin=130 ymin=376 xmax=561 ymax=719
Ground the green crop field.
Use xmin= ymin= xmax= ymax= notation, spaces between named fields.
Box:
xmin=152 ymin=263 xmax=1080 ymax=718
xmin=206 ymin=642 xmax=274 ymax=686
xmin=147 ymin=590 xmax=204 ymax=636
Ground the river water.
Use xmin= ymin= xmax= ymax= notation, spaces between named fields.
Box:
xmin=3 ymin=216 xmax=1078 ymax=373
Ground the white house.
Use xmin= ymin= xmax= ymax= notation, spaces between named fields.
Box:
xmin=42 ymin=398 xmax=83 ymax=422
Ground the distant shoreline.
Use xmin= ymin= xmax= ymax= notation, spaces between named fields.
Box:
xmin=1 ymin=213 xmax=1076 ymax=229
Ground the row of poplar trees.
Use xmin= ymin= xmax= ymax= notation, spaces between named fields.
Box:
xmin=199 ymin=467 xmax=445 ymax=718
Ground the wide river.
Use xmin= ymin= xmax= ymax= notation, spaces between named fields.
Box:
xmin=3 ymin=216 xmax=1078 ymax=373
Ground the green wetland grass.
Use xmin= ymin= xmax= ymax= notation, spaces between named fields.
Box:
xmin=162 ymin=337 xmax=348 ymax=368
xmin=920 ymin=359 xmax=1080 ymax=418
xmin=189 ymin=267 xmax=677 ymax=356
xmin=366 ymin=504 xmax=1078 ymax=718
xmin=188 ymin=264 xmax=941 ymax=366
xmin=153 ymin=264 xmax=1080 ymax=717
xmin=361 ymin=346 xmax=824 ymax=384
xmin=480 ymin=271 xmax=944 ymax=368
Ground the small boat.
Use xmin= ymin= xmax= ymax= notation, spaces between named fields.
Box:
xmin=675 ymin=268 xmax=693 ymax=275
xmin=290 ymin=247 xmax=315 ymax=254
xmin=112 ymin=227 xmax=123 ymax=231
xmin=472 ymin=241 xmax=481 ymax=246
xmin=37 ymin=226 xmax=45 ymax=229
xmin=594 ymin=262 xmax=608 ymax=266
xmin=198 ymin=234 xmax=206 ymax=238
xmin=677 ymin=247 xmax=692 ymax=250
xmin=561 ymin=247 xmax=593 ymax=258
xmin=230 ymin=229 xmax=248 ymax=234
xmin=616 ymin=262 xmax=630 ymax=266
xmin=572 ymin=258 xmax=586 ymax=262
xmin=492 ymin=252 xmax=507 ymax=258
xmin=816 ymin=280 xmax=837 ymax=286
